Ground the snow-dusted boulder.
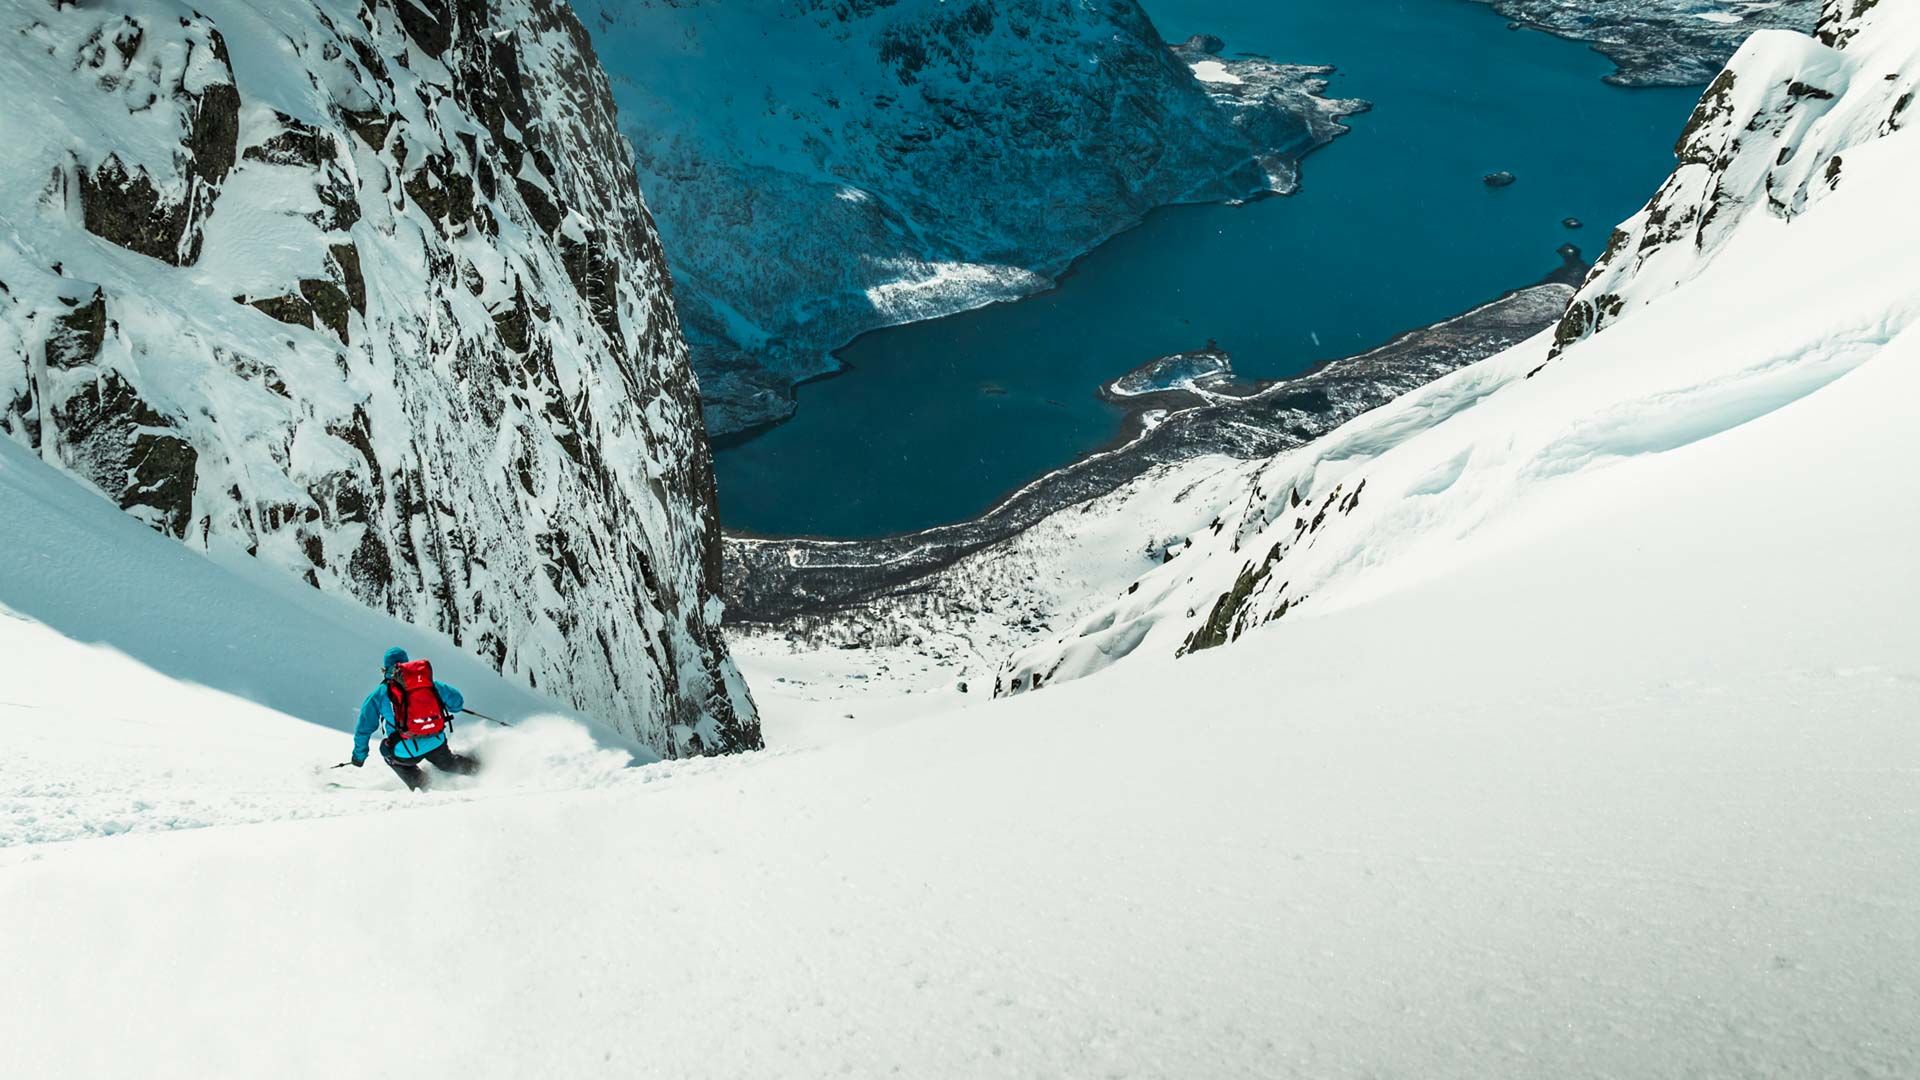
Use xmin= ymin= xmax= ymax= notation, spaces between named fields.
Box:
xmin=576 ymin=0 xmax=1362 ymax=435
xmin=0 ymin=0 xmax=757 ymax=755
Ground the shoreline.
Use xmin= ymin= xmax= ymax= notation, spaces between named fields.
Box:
xmin=704 ymin=52 xmax=1372 ymax=447
xmin=722 ymin=254 xmax=1586 ymax=624
xmin=725 ymin=246 xmax=1587 ymax=549
xmin=1468 ymin=0 xmax=1813 ymax=88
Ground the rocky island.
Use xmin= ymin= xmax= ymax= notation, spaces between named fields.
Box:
xmin=1102 ymin=343 xmax=1240 ymax=403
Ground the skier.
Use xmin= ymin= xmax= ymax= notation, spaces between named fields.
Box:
xmin=349 ymin=647 xmax=480 ymax=791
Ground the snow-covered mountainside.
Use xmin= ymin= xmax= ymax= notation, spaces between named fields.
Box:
xmin=998 ymin=0 xmax=1917 ymax=696
xmin=1548 ymin=0 xmax=1913 ymax=356
xmin=5 ymin=3 xmax=1916 ymax=1074
xmin=8 ymin=210 xmax=1920 ymax=1075
xmin=574 ymin=0 xmax=1363 ymax=435
xmin=1475 ymin=0 xmax=1819 ymax=86
xmin=0 ymin=0 xmax=756 ymax=753
xmin=0 ymin=432 xmax=646 ymax=846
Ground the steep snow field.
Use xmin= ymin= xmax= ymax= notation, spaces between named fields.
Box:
xmin=5 ymin=4 xmax=1917 ymax=1076
xmin=0 ymin=433 xmax=650 ymax=847
xmin=4 ymin=322 xmax=1917 ymax=1073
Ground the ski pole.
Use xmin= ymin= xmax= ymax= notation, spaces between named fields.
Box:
xmin=462 ymin=708 xmax=513 ymax=727
xmin=329 ymin=761 xmax=355 ymax=769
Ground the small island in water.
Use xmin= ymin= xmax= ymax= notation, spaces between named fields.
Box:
xmin=1102 ymin=341 xmax=1241 ymax=401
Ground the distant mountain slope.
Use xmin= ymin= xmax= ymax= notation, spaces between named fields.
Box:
xmin=7 ymin=229 xmax=1919 ymax=1077
xmin=576 ymin=0 xmax=1362 ymax=434
xmin=1475 ymin=0 xmax=1819 ymax=86
xmin=997 ymin=0 xmax=1917 ymax=694
xmin=0 ymin=433 xmax=640 ymax=847
xmin=0 ymin=0 xmax=755 ymax=753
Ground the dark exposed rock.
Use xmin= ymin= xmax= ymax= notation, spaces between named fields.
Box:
xmin=46 ymin=290 xmax=107 ymax=370
xmin=245 ymin=113 xmax=332 ymax=168
xmin=1483 ymin=170 xmax=1517 ymax=188
xmin=77 ymin=157 xmax=188 ymax=266
xmin=1816 ymin=0 xmax=1879 ymax=48
xmin=248 ymin=292 xmax=315 ymax=329
xmin=493 ymin=277 xmax=534 ymax=353
xmin=558 ymin=227 xmax=622 ymax=346
xmin=404 ymin=151 xmax=476 ymax=230
xmin=72 ymin=22 xmax=239 ymax=267
xmin=1180 ymin=560 xmax=1270 ymax=656
xmin=392 ymin=0 xmax=454 ymax=56
xmin=50 ymin=370 xmax=197 ymax=539
xmin=328 ymin=243 xmax=366 ymax=314
xmin=340 ymin=108 xmax=397 ymax=149
xmin=300 ymin=279 xmax=353 ymax=343
xmin=515 ymin=176 xmax=565 ymax=234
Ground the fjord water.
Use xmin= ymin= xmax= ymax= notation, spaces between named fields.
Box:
xmin=712 ymin=0 xmax=1702 ymax=538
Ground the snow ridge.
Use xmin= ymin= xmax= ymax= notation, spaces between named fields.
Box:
xmin=995 ymin=0 xmax=1919 ymax=696
xmin=1549 ymin=0 xmax=1915 ymax=360
xmin=0 ymin=0 xmax=757 ymax=754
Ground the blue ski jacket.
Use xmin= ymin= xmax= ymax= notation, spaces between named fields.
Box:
xmin=353 ymin=679 xmax=464 ymax=763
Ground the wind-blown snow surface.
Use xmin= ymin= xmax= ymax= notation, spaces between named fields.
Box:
xmin=574 ymin=0 xmax=1360 ymax=434
xmin=0 ymin=0 xmax=756 ymax=754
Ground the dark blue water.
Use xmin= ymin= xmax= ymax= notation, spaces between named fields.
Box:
xmin=712 ymin=0 xmax=1700 ymax=538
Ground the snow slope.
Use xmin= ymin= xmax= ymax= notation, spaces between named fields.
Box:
xmin=3 ymin=3 xmax=1916 ymax=1075
xmin=3 ymin=309 xmax=1916 ymax=1074
xmin=0 ymin=0 xmax=756 ymax=754
xmin=1001 ymin=0 xmax=1920 ymax=695
xmin=0 ymin=427 xmax=646 ymax=847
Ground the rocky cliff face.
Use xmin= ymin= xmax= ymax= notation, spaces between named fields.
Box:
xmin=575 ymin=0 xmax=1362 ymax=436
xmin=0 ymin=0 xmax=757 ymax=754
xmin=1548 ymin=0 xmax=1910 ymax=361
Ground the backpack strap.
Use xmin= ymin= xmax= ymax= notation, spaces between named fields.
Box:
xmin=424 ymin=683 xmax=448 ymax=722
xmin=386 ymin=678 xmax=408 ymax=730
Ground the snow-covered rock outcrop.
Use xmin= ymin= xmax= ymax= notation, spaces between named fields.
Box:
xmin=996 ymin=0 xmax=1918 ymax=696
xmin=0 ymin=0 xmax=757 ymax=754
xmin=575 ymin=0 xmax=1362 ymax=435
xmin=1548 ymin=0 xmax=1912 ymax=358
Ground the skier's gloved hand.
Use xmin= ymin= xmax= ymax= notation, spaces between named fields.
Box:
xmin=350 ymin=756 xmax=365 ymax=767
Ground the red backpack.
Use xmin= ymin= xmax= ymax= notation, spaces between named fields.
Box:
xmin=386 ymin=659 xmax=449 ymax=739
